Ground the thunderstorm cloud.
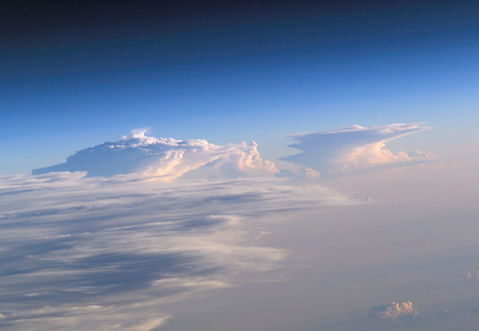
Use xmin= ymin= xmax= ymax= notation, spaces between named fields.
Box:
xmin=33 ymin=129 xmax=278 ymax=179
xmin=282 ymin=123 xmax=432 ymax=175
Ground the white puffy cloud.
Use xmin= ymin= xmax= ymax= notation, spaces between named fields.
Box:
xmin=282 ymin=123 xmax=433 ymax=175
xmin=32 ymin=129 xmax=278 ymax=180
xmin=369 ymin=300 xmax=418 ymax=320
xmin=0 ymin=172 xmax=354 ymax=330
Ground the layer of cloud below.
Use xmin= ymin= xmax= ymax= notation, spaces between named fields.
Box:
xmin=0 ymin=173 xmax=353 ymax=330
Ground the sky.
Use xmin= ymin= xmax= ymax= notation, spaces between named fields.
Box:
xmin=1 ymin=1 xmax=479 ymax=330
xmin=1 ymin=0 xmax=479 ymax=173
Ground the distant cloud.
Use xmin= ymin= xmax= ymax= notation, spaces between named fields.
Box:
xmin=32 ymin=124 xmax=432 ymax=179
xmin=0 ymin=173 xmax=353 ymax=329
xmin=466 ymin=270 xmax=479 ymax=280
xmin=369 ymin=300 xmax=418 ymax=320
xmin=282 ymin=123 xmax=433 ymax=175
xmin=33 ymin=129 xmax=278 ymax=179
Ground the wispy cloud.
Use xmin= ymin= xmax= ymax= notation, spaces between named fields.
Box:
xmin=282 ymin=123 xmax=433 ymax=175
xmin=0 ymin=173 xmax=353 ymax=329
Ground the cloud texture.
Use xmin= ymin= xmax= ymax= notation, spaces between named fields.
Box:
xmin=369 ymin=301 xmax=418 ymax=320
xmin=33 ymin=129 xmax=278 ymax=179
xmin=0 ymin=173 xmax=352 ymax=330
xmin=283 ymin=123 xmax=432 ymax=175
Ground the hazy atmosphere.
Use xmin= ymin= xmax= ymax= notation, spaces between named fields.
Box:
xmin=1 ymin=1 xmax=478 ymax=330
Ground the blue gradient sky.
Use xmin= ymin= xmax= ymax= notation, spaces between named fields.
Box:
xmin=1 ymin=1 xmax=478 ymax=174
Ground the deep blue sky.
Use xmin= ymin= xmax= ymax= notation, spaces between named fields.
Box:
xmin=1 ymin=1 xmax=478 ymax=174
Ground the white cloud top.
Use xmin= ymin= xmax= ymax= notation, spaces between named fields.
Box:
xmin=283 ymin=123 xmax=432 ymax=175
xmin=33 ymin=130 xmax=278 ymax=179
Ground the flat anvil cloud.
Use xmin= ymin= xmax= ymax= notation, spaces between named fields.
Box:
xmin=282 ymin=123 xmax=432 ymax=175
xmin=33 ymin=129 xmax=278 ymax=179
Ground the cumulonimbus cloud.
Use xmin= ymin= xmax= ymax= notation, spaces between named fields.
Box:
xmin=282 ymin=123 xmax=433 ymax=175
xmin=32 ymin=129 xmax=278 ymax=180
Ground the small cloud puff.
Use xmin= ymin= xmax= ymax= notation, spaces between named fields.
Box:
xmin=33 ymin=130 xmax=278 ymax=179
xmin=370 ymin=300 xmax=418 ymax=320
xmin=466 ymin=270 xmax=479 ymax=280
xmin=282 ymin=123 xmax=433 ymax=175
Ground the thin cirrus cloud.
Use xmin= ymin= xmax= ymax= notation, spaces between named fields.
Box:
xmin=282 ymin=123 xmax=433 ymax=175
xmin=32 ymin=129 xmax=278 ymax=180
xmin=0 ymin=172 xmax=354 ymax=330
